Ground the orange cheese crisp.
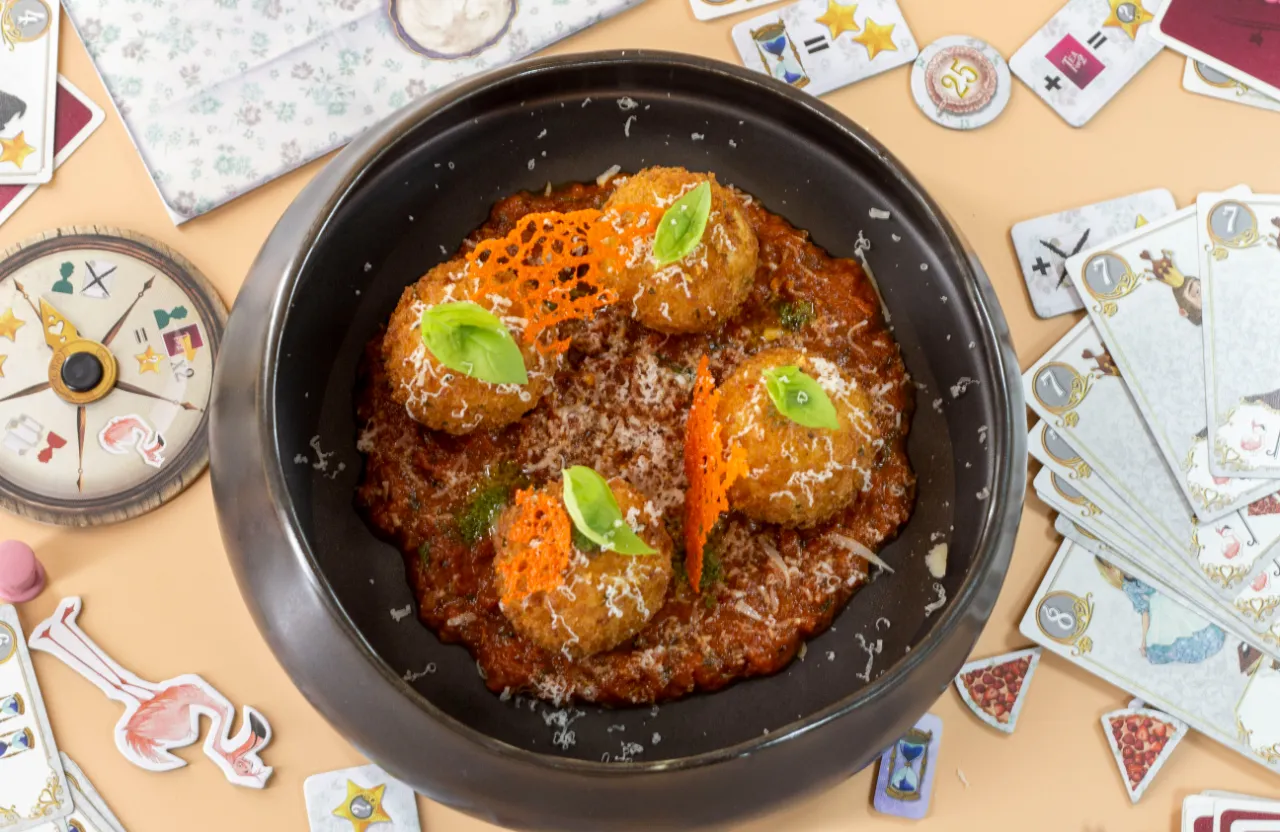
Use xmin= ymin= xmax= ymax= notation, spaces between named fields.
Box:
xmin=682 ymin=355 xmax=748 ymax=590
xmin=463 ymin=206 xmax=657 ymax=354
xmin=498 ymin=487 xmax=573 ymax=606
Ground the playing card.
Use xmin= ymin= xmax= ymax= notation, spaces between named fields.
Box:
xmin=871 ymin=712 xmax=941 ymax=819
xmin=1215 ymin=796 xmax=1280 ymax=832
xmin=731 ymin=0 xmax=918 ymax=97
xmin=689 ymin=0 xmax=783 ymax=22
xmin=0 ymin=0 xmax=59 ymax=184
xmin=1035 ymin=465 xmax=1280 ymax=655
xmin=0 ymin=605 xmax=73 ymax=832
xmin=1154 ymin=0 xmax=1280 ymax=103
xmin=1021 ymin=539 xmax=1280 ymax=776
xmin=0 ymin=77 xmax=105 ymax=230
xmin=60 ymin=755 xmax=125 ymax=832
xmin=1199 ymin=191 xmax=1280 ymax=481
xmin=1064 ymin=195 xmax=1280 ymax=522
xmin=303 ymin=763 xmax=420 ymax=832
xmin=1183 ymin=793 xmax=1217 ymax=832
xmin=1023 ymin=317 xmax=1197 ymax=558
xmin=1233 ymin=822 xmax=1280 ymax=832
xmin=1182 ymin=59 xmax=1280 ymax=114
xmin=1010 ymin=0 xmax=1165 ymax=127
xmin=1011 ymin=188 xmax=1176 ymax=318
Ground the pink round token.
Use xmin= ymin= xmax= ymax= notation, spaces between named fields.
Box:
xmin=0 ymin=540 xmax=46 ymax=603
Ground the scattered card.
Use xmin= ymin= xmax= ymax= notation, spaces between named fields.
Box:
xmin=0 ymin=605 xmax=73 ymax=832
xmin=689 ymin=0 xmax=783 ymax=22
xmin=0 ymin=77 xmax=105 ymax=230
xmin=1182 ymin=58 xmax=1280 ymax=114
xmin=1154 ymin=0 xmax=1280 ymax=103
xmin=1064 ymin=196 xmax=1280 ymax=521
xmin=1011 ymin=188 xmax=1176 ymax=319
xmin=60 ymin=754 xmax=125 ymax=832
xmin=303 ymin=763 xmax=420 ymax=832
xmin=0 ymin=0 xmax=59 ymax=184
xmin=1198 ymin=191 xmax=1280 ymax=480
xmin=1101 ymin=706 xmax=1187 ymax=802
xmin=1214 ymin=796 xmax=1280 ymax=832
xmin=731 ymin=0 xmax=918 ymax=97
xmin=954 ymin=647 xmax=1040 ymax=733
xmin=1010 ymin=0 xmax=1165 ymax=127
xmin=1021 ymin=540 xmax=1280 ymax=775
xmin=872 ymin=712 xmax=941 ymax=819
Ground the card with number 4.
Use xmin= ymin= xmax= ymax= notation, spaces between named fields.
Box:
xmin=731 ymin=0 xmax=918 ymax=97
xmin=0 ymin=0 xmax=59 ymax=183
xmin=1010 ymin=0 xmax=1165 ymax=127
xmin=0 ymin=605 xmax=73 ymax=832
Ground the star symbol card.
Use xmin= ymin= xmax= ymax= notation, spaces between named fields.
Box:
xmin=1010 ymin=0 xmax=1166 ymax=126
xmin=0 ymin=0 xmax=58 ymax=184
xmin=304 ymin=764 xmax=420 ymax=832
xmin=731 ymin=0 xmax=918 ymax=98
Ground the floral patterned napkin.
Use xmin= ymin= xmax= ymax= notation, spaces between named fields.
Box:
xmin=62 ymin=0 xmax=645 ymax=223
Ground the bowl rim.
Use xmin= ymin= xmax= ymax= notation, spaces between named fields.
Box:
xmin=248 ymin=49 xmax=1026 ymax=774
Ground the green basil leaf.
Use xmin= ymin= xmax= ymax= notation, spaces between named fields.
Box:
xmin=561 ymin=466 xmax=657 ymax=556
xmin=651 ymin=181 xmax=712 ymax=266
xmin=762 ymin=365 xmax=840 ymax=430
xmin=419 ymin=301 xmax=528 ymax=385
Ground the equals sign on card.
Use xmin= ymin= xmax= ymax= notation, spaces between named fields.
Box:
xmin=1087 ymin=31 xmax=1106 ymax=49
xmin=804 ymin=34 xmax=829 ymax=54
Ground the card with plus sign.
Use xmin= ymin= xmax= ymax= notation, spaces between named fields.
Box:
xmin=1010 ymin=0 xmax=1166 ymax=127
xmin=1011 ymin=188 xmax=1176 ymax=318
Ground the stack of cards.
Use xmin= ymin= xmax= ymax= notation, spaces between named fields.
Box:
xmin=1152 ymin=0 xmax=1280 ymax=113
xmin=0 ymin=605 xmax=126 ymax=831
xmin=0 ymin=0 xmax=59 ymax=185
xmin=1020 ymin=188 xmax=1280 ymax=780
xmin=1183 ymin=792 xmax=1280 ymax=831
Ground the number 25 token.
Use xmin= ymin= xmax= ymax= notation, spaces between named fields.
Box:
xmin=911 ymin=35 xmax=1011 ymax=130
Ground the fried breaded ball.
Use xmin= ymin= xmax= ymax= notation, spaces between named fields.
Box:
xmin=602 ymin=166 xmax=758 ymax=334
xmin=493 ymin=480 xmax=674 ymax=659
xmin=382 ymin=259 xmax=554 ymax=435
xmin=716 ymin=348 xmax=878 ymax=528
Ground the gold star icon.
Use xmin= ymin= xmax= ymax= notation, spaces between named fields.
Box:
xmin=0 ymin=132 xmax=35 ymax=169
xmin=332 ymin=780 xmax=392 ymax=832
xmin=1104 ymin=0 xmax=1153 ymax=40
xmin=135 ymin=344 xmax=162 ymax=374
xmin=815 ymin=0 xmax=859 ymax=40
xmin=853 ymin=17 xmax=898 ymax=60
xmin=0 ymin=307 xmax=23 ymax=341
xmin=1135 ymin=214 xmax=1149 ymax=228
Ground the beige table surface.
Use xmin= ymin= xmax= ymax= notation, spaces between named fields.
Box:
xmin=4 ymin=0 xmax=1280 ymax=829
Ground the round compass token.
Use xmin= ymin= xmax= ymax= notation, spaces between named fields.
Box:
xmin=911 ymin=36 xmax=1011 ymax=131
xmin=0 ymin=227 xmax=226 ymax=526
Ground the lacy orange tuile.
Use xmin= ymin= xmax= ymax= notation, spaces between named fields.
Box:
xmin=463 ymin=205 xmax=658 ymax=354
xmin=498 ymin=487 xmax=574 ymax=606
xmin=682 ymin=355 xmax=748 ymax=590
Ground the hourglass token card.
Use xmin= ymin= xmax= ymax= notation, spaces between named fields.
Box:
xmin=731 ymin=0 xmax=918 ymax=98
xmin=872 ymin=712 xmax=941 ymax=819
xmin=0 ymin=605 xmax=73 ymax=832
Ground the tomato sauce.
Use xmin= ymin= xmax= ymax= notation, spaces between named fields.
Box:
xmin=355 ymin=181 xmax=915 ymax=706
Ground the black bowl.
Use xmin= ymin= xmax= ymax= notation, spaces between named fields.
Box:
xmin=211 ymin=51 xmax=1025 ymax=830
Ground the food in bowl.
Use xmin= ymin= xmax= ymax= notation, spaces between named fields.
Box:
xmin=354 ymin=166 xmax=916 ymax=706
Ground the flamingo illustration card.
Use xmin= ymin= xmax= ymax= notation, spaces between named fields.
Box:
xmin=1063 ymin=192 xmax=1280 ymax=522
xmin=1022 ymin=539 xmax=1280 ymax=778
xmin=731 ymin=0 xmax=919 ymax=98
xmin=0 ymin=605 xmax=74 ymax=832
xmin=1199 ymin=191 xmax=1280 ymax=480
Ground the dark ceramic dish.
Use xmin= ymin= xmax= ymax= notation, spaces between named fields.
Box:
xmin=211 ymin=51 xmax=1025 ymax=830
